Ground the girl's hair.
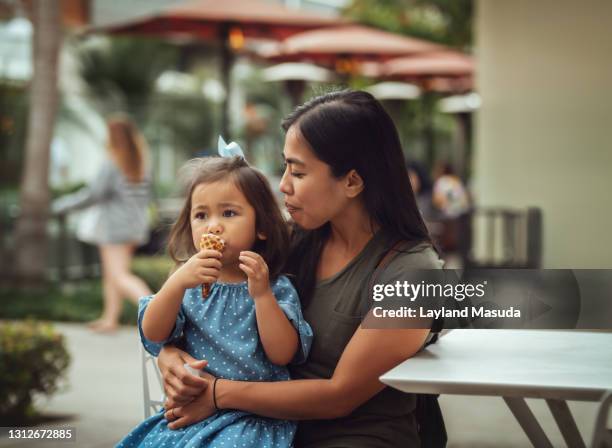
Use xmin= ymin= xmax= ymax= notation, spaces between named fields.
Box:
xmin=106 ymin=114 xmax=148 ymax=182
xmin=167 ymin=156 xmax=289 ymax=280
xmin=282 ymin=89 xmax=433 ymax=305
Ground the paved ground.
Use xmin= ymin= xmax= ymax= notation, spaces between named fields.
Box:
xmin=0 ymin=323 xmax=142 ymax=448
xmin=0 ymin=323 xmax=603 ymax=447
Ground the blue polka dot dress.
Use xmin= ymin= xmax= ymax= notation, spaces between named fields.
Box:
xmin=117 ymin=275 xmax=313 ymax=448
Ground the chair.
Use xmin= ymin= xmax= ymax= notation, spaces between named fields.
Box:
xmin=141 ymin=347 xmax=165 ymax=418
xmin=591 ymin=391 xmax=612 ymax=448
xmin=458 ymin=206 xmax=542 ymax=269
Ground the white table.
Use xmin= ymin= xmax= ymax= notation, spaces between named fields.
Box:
xmin=380 ymin=329 xmax=612 ymax=448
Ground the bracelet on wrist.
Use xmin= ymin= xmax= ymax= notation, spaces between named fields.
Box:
xmin=213 ymin=377 xmax=221 ymax=411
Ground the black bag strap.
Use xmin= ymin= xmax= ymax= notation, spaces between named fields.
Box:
xmin=367 ymin=239 xmax=444 ymax=345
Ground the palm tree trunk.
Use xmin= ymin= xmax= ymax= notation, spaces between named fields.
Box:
xmin=14 ymin=0 xmax=61 ymax=285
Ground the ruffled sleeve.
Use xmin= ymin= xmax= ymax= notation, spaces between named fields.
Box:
xmin=271 ymin=275 xmax=313 ymax=364
xmin=137 ymin=295 xmax=186 ymax=357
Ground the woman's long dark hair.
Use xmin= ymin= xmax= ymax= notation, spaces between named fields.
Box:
xmin=282 ymin=90 xmax=433 ymax=306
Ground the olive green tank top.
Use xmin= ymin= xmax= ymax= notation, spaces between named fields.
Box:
xmin=290 ymin=231 xmax=444 ymax=448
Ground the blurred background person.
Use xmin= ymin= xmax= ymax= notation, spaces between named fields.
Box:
xmin=406 ymin=159 xmax=435 ymax=220
xmin=52 ymin=115 xmax=152 ymax=332
xmin=432 ymin=160 xmax=470 ymax=218
xmin=425 ymin=160 xmax=471 ymax=256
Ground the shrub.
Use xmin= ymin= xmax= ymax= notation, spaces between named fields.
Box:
xmin=0 ymin=282 xmax=138 ymax=324
xmin=0 ymin=321 xmax=70 ymax=425
xmin=132 ymin=255 xmax=173 ymax=292
xmin=0 ymin=256 xmax=173 ymax=326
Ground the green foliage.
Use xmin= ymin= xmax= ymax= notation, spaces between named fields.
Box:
xmin=147 ymin=92 xmax=216 ymax=157
xmin=341 ymin=0 xmax=473 ymax=170
xmin=344 ymin=0 xmax=473 ymax=50
xmin=0 ymin=281 xmax=136 ymax=324
xmin=0 ymin=256 xmax=173 ymax=324
xmin=0 ymin=187 xmax=19 ymax=207
xmin=0 ymin=321 xmax=70 ymax=425
xmin=132 ymin=255 xmax=173 ymax=292
xmin=76 ymin=36 xmax=178 ymax=122
xmin=74 ymin=36 xmax=217 ymax=164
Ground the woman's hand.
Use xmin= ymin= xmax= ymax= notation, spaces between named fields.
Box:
xmin=165 ymin=370 xmax=217 ymax=430
xmin=172 ymin=249 xmax=223 ymax=290
xmin=238 ymin=251 xmax=272 ymax=299
xmin=158 ymin=346 xmax=209 ymax=408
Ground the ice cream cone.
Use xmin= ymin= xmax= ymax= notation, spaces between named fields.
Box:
xmin=199 ymin=233 xmax=225 ymax=298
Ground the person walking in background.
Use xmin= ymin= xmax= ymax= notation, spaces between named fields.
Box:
xmin=52 ymin=115 xmax=152 ymax=332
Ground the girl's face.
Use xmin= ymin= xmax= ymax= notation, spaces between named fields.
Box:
xmin=279 ymin=126 xmax=350 ymax=229
xmin=190 ymin=179 xmax=260 ymax=264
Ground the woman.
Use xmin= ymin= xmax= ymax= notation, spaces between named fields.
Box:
xmin=53 ymin=115 xmax=152 ymax=332
xmin=156 ymin=91 xmax=444 ymax=446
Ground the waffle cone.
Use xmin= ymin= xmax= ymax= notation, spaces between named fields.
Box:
xmin=200 ymin=233 xmax=225 ymax=298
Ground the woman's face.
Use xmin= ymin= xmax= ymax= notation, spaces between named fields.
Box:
xmin=279 ymin=126 xmax=349 ymax=229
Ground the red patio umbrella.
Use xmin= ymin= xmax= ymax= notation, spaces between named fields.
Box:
xmin=382 ymin=52 xmax=475 ymax=94
xmin=95 ymin=0 xmax=341 ymax=40
xmin=384 ymin=51 xmax=474 ymax=79
xmin=378 ymin=52 xmax=475 ymax=171
xmin=259 ymin=28 xmax=460 ymax=169
xmin=354 ymin=52 xmax=474 ymax=92
xmin=90 ymin=0 xmax=342 ymax=137
xmin=260 ymin=24 xmax=446 ymax=73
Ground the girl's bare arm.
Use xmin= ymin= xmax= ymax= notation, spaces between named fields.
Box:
xmin=252 ymin=290 xmax=298 ymax=365
xmin=142 ymin=249 xmax=222 ymax=342
xmin=141 ymin=276 xmax=185 ymax=343
xmin=239 ymin=251 xmax=298 ymax=365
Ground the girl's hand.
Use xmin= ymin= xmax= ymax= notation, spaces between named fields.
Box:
xmin=172 ymin=249 xmax=223 ymax=290
xmin=165 ymin=370 xmax=216 ymax=430
xmin=158 ymin=346 xmax=209 ymax=408
xmin=238 ymin=251 xmax=272 ymax=300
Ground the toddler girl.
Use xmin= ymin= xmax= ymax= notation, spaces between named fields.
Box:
xmin=118 ymin=142 xmax=312 ymax=448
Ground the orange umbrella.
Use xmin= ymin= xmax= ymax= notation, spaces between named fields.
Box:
xmin=90 ymin=0 xmax=342 ymax=136
xmin=260 ymin=25 xmax=446 ymax=73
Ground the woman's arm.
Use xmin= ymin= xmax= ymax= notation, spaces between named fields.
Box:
xmin=163 ymin=325 xmax=429 ymax=428
xmin=51 ymin=162 xmax=115 ymax=214
xmin=216 ymin=326 xmax=429 ymax=420
xmin=158 ymin=346 xmax=209 ymax=408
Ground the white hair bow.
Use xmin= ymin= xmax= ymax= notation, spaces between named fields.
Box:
xmin=217 ymin=136 xmax=245 ymax=159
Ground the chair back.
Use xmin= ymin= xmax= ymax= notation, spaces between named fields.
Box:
xmin=458 ymin=207 xmax=542 ymax=269
xmin=141 ymin=347 xmax=165 ymax=418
